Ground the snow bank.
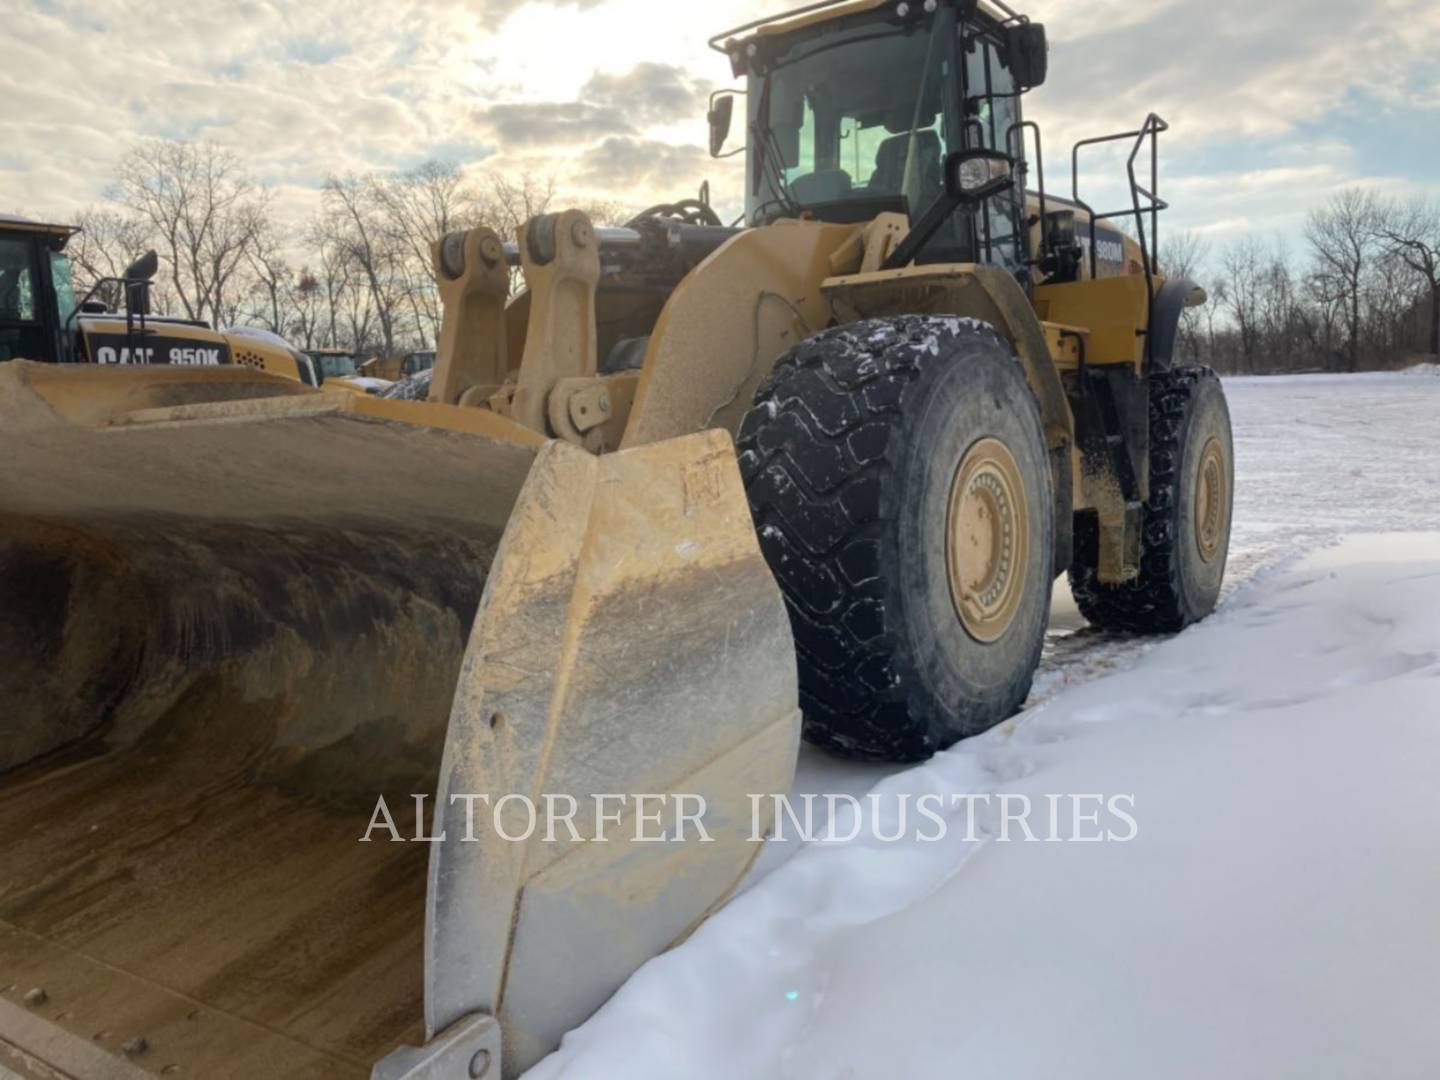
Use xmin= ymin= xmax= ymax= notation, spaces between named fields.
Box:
xmin=528 ymin=533 xmax=1440 ymax=1080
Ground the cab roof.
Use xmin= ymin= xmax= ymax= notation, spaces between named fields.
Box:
xmin=0 ymin=214 xmax=79 ymax=240
xmin=712 ymin=0 xmax=1020 ymax=61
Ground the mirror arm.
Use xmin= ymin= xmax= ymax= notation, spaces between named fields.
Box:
xmin=881 ymin=190 xmax=965 ymax=271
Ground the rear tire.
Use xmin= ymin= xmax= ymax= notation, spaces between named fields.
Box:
xmin=740 ymin=316 xmax=1054 ymax=762
xmin=1069 ymin=366 xmax=1234 ymax=632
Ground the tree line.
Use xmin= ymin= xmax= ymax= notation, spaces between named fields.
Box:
xmin=1165 ymin=188 xmax=1440 ymax=375
xmin=47 ymin=139 xmax=1440 ymax=372
xmin=61 ymin=140 xmax=620 ymax=359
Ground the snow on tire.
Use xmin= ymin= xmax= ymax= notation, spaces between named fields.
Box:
xmin=1069 ymin=366 xmax=1234 ymax=633
xmin=740 ymin=316 xmax=1054 ymax=763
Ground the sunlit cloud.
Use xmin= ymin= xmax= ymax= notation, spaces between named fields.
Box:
xmin=0 ymin=0 xmax=1436 ymax=252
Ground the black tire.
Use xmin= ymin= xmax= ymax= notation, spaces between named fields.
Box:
xmin=740 ymin=316 xmax=1055 ymax=762
xmin=1069 ymin=366 xmax=1234 ymax=633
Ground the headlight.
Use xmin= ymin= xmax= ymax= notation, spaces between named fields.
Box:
xmin=955 ymin=156 xmax=1013 ymax=196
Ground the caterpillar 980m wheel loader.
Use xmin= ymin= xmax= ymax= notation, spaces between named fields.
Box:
xmin=0 ymin=1 xmax=1233 ymax=1077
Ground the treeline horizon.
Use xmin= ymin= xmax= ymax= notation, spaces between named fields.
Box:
xmin=20 ymin=139 xmax=1440 ymax=373
xmin=1164 ymin=187 xmax=1438 ymax=375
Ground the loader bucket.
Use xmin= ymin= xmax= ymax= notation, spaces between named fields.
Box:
xmin=0 ymin=361 xmax=799 ymax=1079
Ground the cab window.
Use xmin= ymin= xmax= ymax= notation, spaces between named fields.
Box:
xmin=751 ymin=9 xmax=962 ymax=235
xmin=963 ymin=36 xmax=1024 ymax=274
xmin=50 ymin=251 xmax=77 ymax=325
xmin=0 ymin=238 xmax=37 ymax=322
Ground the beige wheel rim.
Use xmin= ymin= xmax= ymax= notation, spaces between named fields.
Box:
xmin=947 ymin=437 xmax=1029 ymax=644
xmin=1194 ymin=437 xmax=1228 ymax=564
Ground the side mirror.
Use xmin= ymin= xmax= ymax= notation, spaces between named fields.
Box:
xmin=708 ymin=92 xmax=736 ymax=157
xmin=882 ymin=149 xmax=1016 ymax=271
xmin=944 ymin=148 xmax=1016 ymax=204
xmin=125 ymin=249 xmax=159 ymax=283
xmin=1004 ymin=22 xmax=1048 ymax=90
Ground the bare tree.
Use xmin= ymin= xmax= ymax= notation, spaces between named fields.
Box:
xmin=243 ymin=221 xmax=293 ymax=334
xmin=114 ymin=140 xmax=269 ymax=325
xmin=321 ymin=176 xmax=412 ymax=356
xmin=287 ymin=270 xmax=324 ymax=351
xmin=1300 ymin=268 xmax=1345 ymax=367
xmin=303 ymin=212 xmax=355 ymax=349
xmin=1305 ymin=188 xmax=1381 ymax=371
xmin=1203 ymin=279 xmax=1227 ymax=362
xmin=373 ymin=162 xmax=479 ymax=348
xmin=1256 ymin=244 xmax=1300 ymax=371
xmin=66 ymin=207 xmax=154 ymax=309
xmin=1161 ymin=230 xmax=1209 ymax=362
xmin=479 ymin=172 xmax=558 ymax=240
xmin=1375 ymin=197 xmax=1440 ymax=357
xmin=1220 ymin=236 xmax=1266 ymax=372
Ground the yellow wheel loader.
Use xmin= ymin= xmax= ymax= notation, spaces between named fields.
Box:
xmin=0 ymin=2 xmax=1234 ymax=1077
xmin=0 ymin=216 xmax=312 ymax=383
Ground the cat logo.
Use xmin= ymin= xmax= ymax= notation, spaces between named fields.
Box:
xmin=91 ymin=337 xmax=228 ymax=366
xmin=96 ymin=345 xmax=156 ymax=365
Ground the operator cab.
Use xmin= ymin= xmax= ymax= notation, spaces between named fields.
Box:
xmin=0 ymin=216 xmax=80 ymax=364
xmin=714 ymin=0 xmax=1046 ymax=277
xmin=308 ymin=348 xmax=362 ymax=383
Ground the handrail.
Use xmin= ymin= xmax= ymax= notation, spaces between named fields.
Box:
xmin=709 ymin=0 xmax=862 ymax=55
xmin=1071 ymin=113 xmax=1169 ymax=367
xmin=66 ymin=274 xmax=153 ymax=362
xmin=1006 ymin=120 xmax=1047 ymax=269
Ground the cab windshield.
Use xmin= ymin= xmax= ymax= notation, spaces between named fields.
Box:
xmin=746 ymin=10 xmax=1024 ymax=272
xmin=50 ymin=251 xmax=77 ymax=325
xmin=316 ymin=355 xmax=358 ymax=378
xmin=748 ymin=12 xmax=960 ymax=234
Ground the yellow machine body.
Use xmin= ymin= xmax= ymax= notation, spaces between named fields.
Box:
xmin=0 ymin=1 xmax=1210 ymax=1077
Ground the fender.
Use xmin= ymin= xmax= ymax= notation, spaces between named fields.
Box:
xmin=1148 ymin=276 xmax=1206 ymax=372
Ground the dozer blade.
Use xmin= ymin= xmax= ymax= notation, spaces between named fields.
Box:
xmin=0 ymin=361 xmax=799 ymax=1079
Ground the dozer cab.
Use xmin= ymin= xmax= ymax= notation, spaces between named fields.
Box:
xmin=0 ymin=216 xmax=311 ymax=382
xmin=0 ymin=2 xmax=1234 ymax=1077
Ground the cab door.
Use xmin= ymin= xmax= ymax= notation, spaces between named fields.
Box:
xmin=0 ymin=233 xmax=54 ymax=362
xmin=961 ymin=32 xmax=1026 ymax=276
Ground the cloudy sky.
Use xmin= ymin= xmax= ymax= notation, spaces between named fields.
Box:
xmin=3 ymin=0 xmax=1439 ymax=249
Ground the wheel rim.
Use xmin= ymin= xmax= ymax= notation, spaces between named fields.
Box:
xmin=1194 ymin=437 xmax=1228 ymax=564
xmin=947 ymin=437 xmax=1029 ymax=644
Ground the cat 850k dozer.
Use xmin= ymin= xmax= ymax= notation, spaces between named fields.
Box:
xmin=0 ymin=1 xmax=1234 ymax=1077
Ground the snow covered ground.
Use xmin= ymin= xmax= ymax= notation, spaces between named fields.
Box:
xmin=528 ymin=372 xmax=1440 ymax=1080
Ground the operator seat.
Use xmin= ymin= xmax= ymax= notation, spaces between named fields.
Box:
xmin=871 ymin=129 xmax=944 ymax=219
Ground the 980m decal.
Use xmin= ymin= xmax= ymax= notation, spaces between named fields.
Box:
xmin=89 ymin=334 xmax=230 ymax=366
xmin=1085 ymin=229 xmax=1128 ymax=268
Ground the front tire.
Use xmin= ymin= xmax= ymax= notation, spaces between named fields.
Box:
xmin=1069 ymin=366 xmax=1234 ymax=632
xmin=740 ymin=316 xmax=1054 ymax=762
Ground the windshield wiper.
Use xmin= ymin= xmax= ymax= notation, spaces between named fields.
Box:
xmin=750 ymin=75 xmax=802 ymax=220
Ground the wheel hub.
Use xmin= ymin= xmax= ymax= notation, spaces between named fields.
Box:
xmin=947 ymin=437 xmax=1029 ymax=644
xmin=1194 ymin=437 xmax=1228 ymax=564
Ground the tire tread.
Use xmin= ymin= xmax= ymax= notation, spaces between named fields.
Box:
xmin=1068 ymin=365 xmax=1219 ymax=633
xmin=742 ymin=316 xmax=1026 ymax=760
